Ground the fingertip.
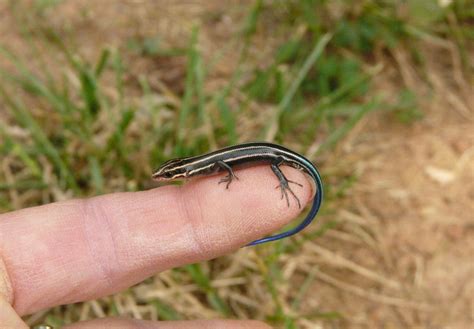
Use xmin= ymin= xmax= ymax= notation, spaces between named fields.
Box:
xmin=181 ymin=165 xmax=313 ymax=248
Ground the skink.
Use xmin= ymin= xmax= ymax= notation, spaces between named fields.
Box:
xmin=152 ymin=142 xmax=323 ymax=246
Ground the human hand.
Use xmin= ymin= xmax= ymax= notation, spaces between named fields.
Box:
xmin=0 ymin=166 xmax=312 ymax=328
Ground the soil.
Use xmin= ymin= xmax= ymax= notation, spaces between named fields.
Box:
xmin=1 ymin=1 xmax=472 ymax=328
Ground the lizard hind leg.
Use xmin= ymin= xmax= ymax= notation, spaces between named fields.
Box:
xmin=271 ymin=163 xmax=302 ymax=209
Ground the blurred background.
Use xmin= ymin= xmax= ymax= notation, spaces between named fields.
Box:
xmin=0 ymin=0 xmax=472 ymax=328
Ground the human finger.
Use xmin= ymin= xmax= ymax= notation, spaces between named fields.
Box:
xmin=0 ymin=166 xmax=312 ymax=315
xmin=64 ymin=318 xmax=273 ymax=329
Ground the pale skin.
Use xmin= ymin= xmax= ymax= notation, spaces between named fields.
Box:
xmin=0 ymin=166 xmax=312 ymax=328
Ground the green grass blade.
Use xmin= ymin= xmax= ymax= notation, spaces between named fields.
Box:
xmin=0 ymin=181 xmax=48 ymax=190
xmin=185 ymin=264 xmax=211 ymax=290
xmin=11 ymin=144 xmax=42 ymax=178
xmin=207 ymin=291 xmax=230 ymax=316
xmin=317 ymin=99 xmax=379 ymax=154
xmin=291 ymin=267 xmax=317 ymax=310
xmin=176 ymin=27 xmax=199 ymax=150
xmin=153 ymin=300 xmax=182 ymax=320
xmin=113 ymin=51 xmax=125 ymax=109
xmin=88 ymin=156 xmax=104 ymax=194
xmin=193 ymin=44 xmax=216 ymax=147
xmin=313 ymin=68 xmax=378 ymax=115
xmin=265 ymin=33 xmax=332 ymax=141
xmin=95 ymin=48 xmax=111 ymax=78
xmin=79 ymin=68 xmax=101 ymax=117
xmin=279 ymin=33 xmax=332 ymax=114
xmin=217 ymin=96 xmax=237 ymax=144
xmin=0 ymin=125 xmax=42 ymax=177
xmin=185 ymin=263 xmax=230 ymax=316
xmin=0 ymin=47 xmax=70 ymax=115
xmin=0 ymin=84 xmax=78 ymax=191
xmin=241 ymin=0 xmax=263 ymax=39
xmin=106 ymin=108 xmax=135 ymax=152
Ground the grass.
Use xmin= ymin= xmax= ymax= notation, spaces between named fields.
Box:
xmin=0 ymin=0 xmax=471 ymax=328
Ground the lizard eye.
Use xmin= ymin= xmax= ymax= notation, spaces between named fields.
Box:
xmin=163 ymin=172 xmax=174 ymax=179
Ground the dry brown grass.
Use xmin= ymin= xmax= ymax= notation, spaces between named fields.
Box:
xmin=0 ymin=1 xmax=472 ymax=328
xmin=311 ymin=46 xmax=473 ymax=327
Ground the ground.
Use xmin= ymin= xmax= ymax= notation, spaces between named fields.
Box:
xmin=0 ymin=1 xmax=472 ymax=328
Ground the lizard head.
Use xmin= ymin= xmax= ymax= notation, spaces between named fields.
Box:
xmin=152 ymin=158 xmax=188 ymax=181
